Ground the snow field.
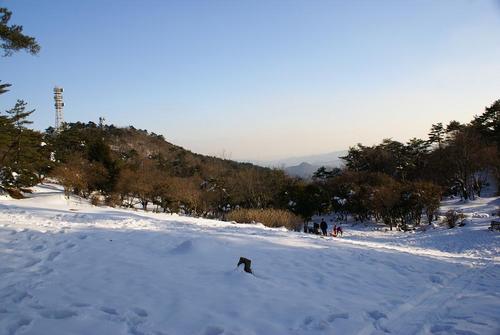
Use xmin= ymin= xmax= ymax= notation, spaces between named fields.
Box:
xmin=0 ymin=184 xmax=499 ymax=335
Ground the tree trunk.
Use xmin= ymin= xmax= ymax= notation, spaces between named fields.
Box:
xmin=237 ymin=257 xmax=252 ymax=274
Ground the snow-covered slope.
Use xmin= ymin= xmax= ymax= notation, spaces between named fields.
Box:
xmin=0 ymin=185 xmax=499 ymax=335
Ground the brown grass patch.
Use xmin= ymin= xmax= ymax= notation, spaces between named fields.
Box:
xmin=226 ymin=208 xmax=302 ymax=230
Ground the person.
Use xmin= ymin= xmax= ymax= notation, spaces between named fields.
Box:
xmin=337 ymin=226 xmax=343 ymax=236
xmin=320 ymin=218 xmax=328 ymax=236
xmin=313 ymin=222 xmax=320 ymax=235
xmin=303 ymin=222 xmax=309 ymax=233
xmin=331 ymin=224 xmax=337 ymax=237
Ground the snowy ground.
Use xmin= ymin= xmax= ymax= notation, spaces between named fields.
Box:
xmin=0 ymin=184 xmax=499 ymax=335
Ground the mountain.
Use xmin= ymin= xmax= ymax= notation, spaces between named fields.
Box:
xmin=252 ymin=150 xmax=347 ymax=168
xmin=249 ymin=150 xmax=347 ymax=179
xmin=283 ymin=162 xmax=320 ymax=179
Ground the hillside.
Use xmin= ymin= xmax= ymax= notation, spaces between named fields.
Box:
xmin=0 ymin=184 xmax=498 ymax=334
xmin=45 ymin=122 xmax=291 ymax=217
xmin=284 ymin=162 xmax=320 ymax=179
xmin=57 ymin=123 xmax=266 ymax=178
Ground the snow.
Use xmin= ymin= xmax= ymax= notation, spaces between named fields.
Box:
xmin=0 ymin=184 xmax=499 ymax=335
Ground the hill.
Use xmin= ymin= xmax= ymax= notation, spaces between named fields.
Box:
xmin=284 ymin=162 xmax=320 ymax=179
xmin=45 ymin=122 xmax=293 ymax=217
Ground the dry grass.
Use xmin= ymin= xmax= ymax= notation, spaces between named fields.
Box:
xmin=226 ymin=208 xmax=302 ymax=230
xmin=5 ymin=188 xmax=25 ymax=199
xmin=444 ymin=210 xmax=465 ymax=228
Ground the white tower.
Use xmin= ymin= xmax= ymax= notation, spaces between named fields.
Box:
xmin=54 ymin=86 xmax=64 ymax=132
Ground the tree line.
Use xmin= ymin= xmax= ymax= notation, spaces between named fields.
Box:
xmin=305 ymin=103 xmax=499 ymax=230
xmin=1 ymin=5 xmax=498 ymax=231
xmin=1 ymin=100 xmax=498 ymax=231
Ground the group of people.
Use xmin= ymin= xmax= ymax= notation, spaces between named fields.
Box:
xmin=304 ymin=218 xmax=343 ymax=237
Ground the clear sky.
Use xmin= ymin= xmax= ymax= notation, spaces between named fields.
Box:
xmin=1 ymin=0 xmax=499 ymax=161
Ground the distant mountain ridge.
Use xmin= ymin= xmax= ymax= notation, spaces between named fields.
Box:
xmin=252 ymin=150 xmax=347 ymax=168
xmin=283 ymin=162 xmax=320 ymax=179
xmin=250 ymin=150 xmax=347 ymax=179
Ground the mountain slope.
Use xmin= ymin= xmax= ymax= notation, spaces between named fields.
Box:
xmin=284 ymin=162 xmax=321 ymax=179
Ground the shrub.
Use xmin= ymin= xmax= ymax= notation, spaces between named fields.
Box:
xmin=105 ymin=193 xmax=121 ymax=207
xmin=90 ymin=193 xmax=104 ymax=206
xmin=444 ymin=210 xmax=465 ymax=228
xmin=226 ymin=208 xmax=302 ymax=230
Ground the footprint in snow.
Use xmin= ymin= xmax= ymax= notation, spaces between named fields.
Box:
xmin=0 ymin=267 xmax=14 ymax=275
xmin=31 ymin=245 xmax=45 ymax=252
xmin=367 ymin=310 xmax=387 ymax=321
xmin=430 ymin=324 xmax=455 ymax=333
xmin=40 ymin=309 xmax=77 ymax=319
xmin=303 ymin=316 xmax=314 ymax=326
xmin=65 ymin=243 xmax=76 ymax=249
xmin=131 ymin=307 xmax=148 ymax=317
xmin=28 ymin=302 xmax=44 ymax=310
xmin=36 ymin=266 xmax=54 ymax=276
xmin=327 ymin=313 xmax=349 ymax=323
xmin=100 ymin=307 xmax=119 ymax=315
xmin=7 ymin=317 xmax=32 ymax=335
xmin=23 ymin=258 xmax=42 ymax=268
xmin=429 ymin=274 xmax=443 ymax=284
xmin=77 ymin=234 xmax=88 ymax=240
xmin=169 ymin=240 xmax=193 ymax=255
xmin=204 ymin=326 xmax=225 ymax=335
xmin=47 ymin=251 xmax=61 ymax=262
xmin=126 ymin=313 xmax=149 ymax=335
xmin=8 ymin=290 xmax=32 ymax=303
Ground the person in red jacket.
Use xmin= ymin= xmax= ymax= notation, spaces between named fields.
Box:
xmin=331 ymin=224 xmax=337 ymax=237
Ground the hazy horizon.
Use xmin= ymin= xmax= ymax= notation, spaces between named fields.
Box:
xmin=1 ymin=0 xmax=499 ymax=161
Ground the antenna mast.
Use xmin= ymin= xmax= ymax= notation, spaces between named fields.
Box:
xmin=54 ymin=86 xmax=64 ymax=132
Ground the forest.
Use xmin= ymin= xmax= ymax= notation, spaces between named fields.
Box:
xmin=1 ymin=96 xmax=499 ymax=231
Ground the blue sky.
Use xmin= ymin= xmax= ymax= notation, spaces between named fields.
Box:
xmin=1 ymin=0 xmax=499 ymax=160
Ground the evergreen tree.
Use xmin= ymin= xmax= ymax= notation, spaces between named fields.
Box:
xmin=428 ymin=123 xmax=445 ymax=148
xmin=312 ymin=166 xmax=342 ymax=181
xmin=0 ymin=100 xmax=48 ymax=188
xmin=0 ymin=7 xmax=40 ymax=97
xmin=446 ymin=120 xmax=462 ymax=133
xmin=0 ymin=7 xmax=40 ymax=56
xmin=0 ymin=80 xmax=11 ymax=95
xmin=472 ymin=99 xmax=500 ymax=147
xmin=0 ymin=100 xmax=33 ymax=165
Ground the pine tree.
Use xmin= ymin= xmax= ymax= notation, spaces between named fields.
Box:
xmin=0 ymin=100 xmax=48 ymax=189
xmin=0 ymin=7 xmax=40 ymax=97
xmin=4 ymin=100 xmax=33 ymax=165
xmin=0 ymin=80 xmax=11 ymax=95
xmin=428 ymin=123 xmax=445 ymax=148
xmin=472 ymin=99 xmax=500 ymax=147
xmin=0 ymin=7 xmax=40 ymax=56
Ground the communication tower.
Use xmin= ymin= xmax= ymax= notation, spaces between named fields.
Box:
xmin=54 ymin=86 xmax=64 ymax=131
